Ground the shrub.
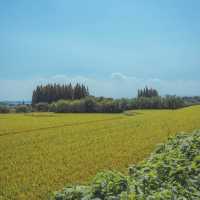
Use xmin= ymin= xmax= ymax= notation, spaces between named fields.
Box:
xmin=70 ymin=100 xmax=85 ymax=113
xmin=83 ymin=97 xmax=96 ymax=112
xmin=54 ymin=186 xmax=91 ymax=200
xmin=49 ymin=103 xmax=57 ymax=112
xmin=0 ymin=105 xmax=10 ymax=113
xmin=55 ymin=100 xmax=71 ymax=113
xmin=91 ymin=171 xmax=128 ymax=199
xmin=50 ymin=98 xmax=124 ymax=113
xmin=54 ymin=171 xmax=128 ymax=200
xmin=15 ymin=105 xmax=31 ymax=113
xmin=34 ymin=102 xmax=49 ymax=112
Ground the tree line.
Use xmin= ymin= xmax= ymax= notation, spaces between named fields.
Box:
xmin=31 ymin=85 xmax=186 ymax=112
xmin=32 ymin=83 xmax=89 ymax=105
xmin=0 ymin=85 xmax=189 ymax=113
xmin=47 ymin=95 xmax=185 ymax=113
xmin=137 ymin=87 xmax=159 ymax=98
xmin=129 ymin=95 xmax=185 ymax=110
xmin=45 ymin=87 xmax=186 ymax=113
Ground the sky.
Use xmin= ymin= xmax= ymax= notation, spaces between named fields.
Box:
xmin=0 ymin=0 xmax=200 ymax=100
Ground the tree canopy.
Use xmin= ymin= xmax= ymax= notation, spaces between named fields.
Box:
xmin=138 ymin=86 xmax=159 ymax=98
xmin=32 ymin=83 xmax=89 ymax=104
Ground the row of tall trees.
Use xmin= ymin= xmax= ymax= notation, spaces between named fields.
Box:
xmin=31 ymin=85 xmax=186 ymax=111
xmin=32 ymin=83 xmax=89 ymax=104
xmin=136 ymin=87 xmax=184 ymax=109
xmin=138 ymin=87 xmax=159 ymax=98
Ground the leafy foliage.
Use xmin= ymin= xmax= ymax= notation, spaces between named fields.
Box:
xmin=128 ymin=130 xmax=200 ymax=199
xmin=54 ymin=130 xmax=200 ymax=200
xmin=34 ymin=102 xmax=49 ymax=112
xmin=54 ymin=171 xmax=129 ymax=200
xmin=49 ymin=97 xmax=123 ymax=113
xmin=49 ymin=95 xmax=185 ymax=113
xmin=15 ymin=105 xmax=31 ymax=113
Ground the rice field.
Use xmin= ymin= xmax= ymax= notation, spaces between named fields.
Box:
xmin=0 ymin=106 xmax=200 ymax=200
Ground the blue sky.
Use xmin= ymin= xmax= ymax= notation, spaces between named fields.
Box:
xmin=0 ymin=0 xmax=200 ymax=100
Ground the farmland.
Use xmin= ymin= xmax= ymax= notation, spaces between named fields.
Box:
xmin=0 ymin=106 xmax=200 ymax=199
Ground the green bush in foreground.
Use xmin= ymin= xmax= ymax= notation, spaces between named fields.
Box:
xmin=53 ymin=130 xmax=200 ymax=200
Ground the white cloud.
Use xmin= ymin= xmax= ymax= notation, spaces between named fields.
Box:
xmin=0 ymin=73 xmax=200 ymax=101
xmin=111 ymin=72 xmax=127 ymax=80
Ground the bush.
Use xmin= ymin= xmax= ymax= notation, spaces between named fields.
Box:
xmin=50 ymin=97 xmax=124 ymax=113
xmin=83 ymin=97 xmax=96 ymax=112
xmin=55 ymin=100 xmax=71 ymax=113
xmin=49 ymin=103 xmax=57 ymax=112
xmin=34 ymin=102 xmax=49 ymax=112
xmin=70 ymin=100 xmax=85 ymax=113
xmin=0 ymin=105 xmax=10 ymax=113
xmin=91 ymin=171 xmax=128 ymax=199
xmin=54 ymin=171 xmax=128 ymax=200
xmin=54 ymin=186 xmax=91 ymax=200
xmin=53 ymin=130 xmax=200 ymax=200
xmin=15 ymin=105 xmax=31 ymax=113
